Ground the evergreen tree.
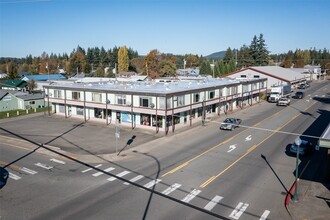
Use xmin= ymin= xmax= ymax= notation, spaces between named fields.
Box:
xmin=223 ymin=47 xmax=234 ymax=64
xmin=237 ymin=45 xmax=252 ymax=69
xmin=256 ymin=33 xmax=270 ymax=65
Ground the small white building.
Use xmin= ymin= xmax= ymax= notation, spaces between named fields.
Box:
xmin=44 ymin=77 xmax=267 ymax=134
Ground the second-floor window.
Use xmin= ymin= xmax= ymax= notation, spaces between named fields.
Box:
xmin=209 ymin=91 xmax=215 ymax=99
xmin=140 ymin=97 xmax=151 ymax=107
xmin=194 ymin=93 xmax=200 ymax=103
xmin=116 ymin=95 xmax=126 ymax=105
xmin=72 ymin=91 xmax=80 ymax=100
xmin=54 ymin=90 xmax=62 ymax=98
xmin=92 ymin=93 xmax=102 ymax=102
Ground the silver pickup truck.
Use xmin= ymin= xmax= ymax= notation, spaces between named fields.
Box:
xmin=277 ymin=97 xmax=291 ymax=106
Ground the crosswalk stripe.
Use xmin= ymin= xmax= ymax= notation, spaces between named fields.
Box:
xmin=181 ymin=189 xmax=201 ymax=203
xmin=259 ymin=210 xmax=270 ymax=220
xmin=124 ymin=175 xmax=144 ymax=185
xmin=50 ymin=158 xmax=66 ymax=164
xmin=20 ymin=167 xmax=38 ymax=175
xmin=35 ymin=163 xmax=53 ymax=170
xmin=107 ymin=171 xmax=130 ymax=182
xmin=143 ymin=179 xmax=161 ymax=189
xmin=92 ymin=167 xmax=115 ymax=177
xmin=204 ymin=195 xmax=223 ymax=211
xmin=9 ymin=172 xmax=21 ymax=180
xmin=229 ymin=202 xmax=249 ymax=220
xmin=81 ymin=164 xmax=102 ymax=173
xmin=161 ymin=183 xmax=181 ymax=195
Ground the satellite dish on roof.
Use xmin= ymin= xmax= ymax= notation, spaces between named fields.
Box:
xmin=150 ymin=103 xmax=155 ymax=109
xmin=106 ymin=99 xmax=111 ymax=104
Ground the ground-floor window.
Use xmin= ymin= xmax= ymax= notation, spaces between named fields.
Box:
xmin=141 ymin=114 xmax=150 ymax=126
xmin=174 ymin=113 xmax=180 ymax=125
xmin=59 ymin=104 xmax=65 ymax=113
xmin=152 ymin=115 xmax=163 ymax=127
xmin=94 ymin=108 xmax=103 ymax=118
xmin=77 ymin=106 xmax=84 ymax=115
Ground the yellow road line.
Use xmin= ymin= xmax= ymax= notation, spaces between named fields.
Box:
xmin=199 ymin=100 xmax=318 ymax=188
xmin=161 ymin=105 xmax=290 ymax=177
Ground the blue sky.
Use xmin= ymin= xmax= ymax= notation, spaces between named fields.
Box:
xmin=0 ymin=0 xmax=329 ymax=58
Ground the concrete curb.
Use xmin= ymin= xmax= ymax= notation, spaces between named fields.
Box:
xmin=285 ymin=181 xmax=296 ymax=218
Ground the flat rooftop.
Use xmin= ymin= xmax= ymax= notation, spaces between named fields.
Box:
xmin=44 ymin=78 xmax=262 ymax=95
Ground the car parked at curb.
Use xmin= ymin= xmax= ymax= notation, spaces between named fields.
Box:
xmin=290 ymin=139 xmax=313 ymax=156
xmin=220 ymin=118 xmax=242 ymax=131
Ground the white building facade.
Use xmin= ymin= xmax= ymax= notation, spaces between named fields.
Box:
xmin=44 ymin=78 xmax=267 ymax=134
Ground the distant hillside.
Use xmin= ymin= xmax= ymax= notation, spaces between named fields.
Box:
xmin=205 ymin=51 xmax=226 ymax=59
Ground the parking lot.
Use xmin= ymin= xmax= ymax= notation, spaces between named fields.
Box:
xmin=0 ymin=113 xmax=163 ymax=158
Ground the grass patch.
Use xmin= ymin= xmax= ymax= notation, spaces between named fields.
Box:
xmin=0 ymin=107 xmax=51 ymax=119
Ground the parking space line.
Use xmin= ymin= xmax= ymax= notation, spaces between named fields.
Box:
xmin=35 ymin=163 xmax=53 ymax=170
xmin=9 ymin=172 xmax=21 ymax=180
xmin=50 ymin=158 xmax=66 ymax=164
xmin=20 ymin=167 xmax=38 ymax=175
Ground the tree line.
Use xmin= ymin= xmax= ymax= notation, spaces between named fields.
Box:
xmin=1 ymin=34 xmax=329 ymax=80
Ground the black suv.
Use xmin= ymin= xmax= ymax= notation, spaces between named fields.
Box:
xmin=294 ymin=91 xmax=304 ymax=99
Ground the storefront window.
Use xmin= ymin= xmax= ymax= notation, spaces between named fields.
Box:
xmin=141 ymin=114 xmax=150 ymax=126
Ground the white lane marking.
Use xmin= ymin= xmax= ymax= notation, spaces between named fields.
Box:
xmin=124 ymin=175 xmax=144 ymax=185
xmin=20 ymin=167 xmax=37 ymax=175
xmin=35 ymin=163 xmax=53 ymax=170
xmin=143 ymin=179 xmax=161 ymax=189
xmin=92 ymin=167 xmax=115 ymax=177
xmin=229 ymin=202 xmax=249 ymax=220
xmin=204 ymin=195 xmax=223 ymax=211
xmin=9 ymin=172 xmax=21 ymax=180
xmin=107 ymin=171 xmax=130 ymax=182
xmin=81 ymin=164 xmax=102 ymax=173
xmin=259 ymin=210 xmax=270 ymax=220
xmin=227 ymin=144 xmax=237 ymax=153
xmin=181 ymin=189 xmax=201 ymax=203
xmin=245 ymin=135 xmax=252 ymax=141
xmin=161 ymin=183 xmax=181 ymax=195
xmin=50 ymin=158 xmax=66 ymax=164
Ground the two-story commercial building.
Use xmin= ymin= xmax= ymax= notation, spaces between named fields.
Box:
xmin=43 ymin=77 xmax=267 ymax=134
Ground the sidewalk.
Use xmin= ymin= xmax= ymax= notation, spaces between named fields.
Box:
xmin=286 ymin=148 xmax=330 ymax=220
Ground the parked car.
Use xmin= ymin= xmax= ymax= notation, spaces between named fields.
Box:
xmin=290 ymin=139 xmax=312 ymax=156
xmin=0 ymin=166 xmax=9 ymax=189
xmin=277 ymin=97 xmax=291 ymax=106
xmin=294 ymin=91 xmax=304 ymax=99
xmin=220 ymin=118 xmax=242 ymax=130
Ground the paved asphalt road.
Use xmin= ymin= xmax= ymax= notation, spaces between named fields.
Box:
xmin=0 ymin=80 xmax=329 ymax=220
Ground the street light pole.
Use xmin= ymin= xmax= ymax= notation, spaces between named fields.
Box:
xmin=293 ymin=137 xmax=302 ymax=202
